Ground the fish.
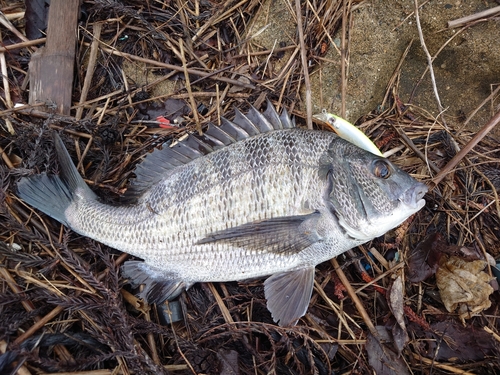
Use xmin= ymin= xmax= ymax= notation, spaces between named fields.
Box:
xmin=17 ymin=102 xmax=428 ymax=326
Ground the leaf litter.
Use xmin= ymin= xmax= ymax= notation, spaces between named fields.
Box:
xmin=0 ymin=0 xmax=499 ymax=374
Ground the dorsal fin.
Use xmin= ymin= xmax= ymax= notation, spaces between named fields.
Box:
xmin=233 ymin=108 xmax=260 ymax=136
xmin=246 ymin=106 xmax=274 ymax=132
xmin=262 ymin=99 xmax=283 ymax=129
xmin=124 ymin=102 xmax=295 ymax=201
xmin=219 ymin=117 xmax=250 ymax=141
xmin=279 ymin=107 xmax=295 ymax=129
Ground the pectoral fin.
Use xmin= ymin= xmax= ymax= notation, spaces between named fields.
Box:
xmin=122 ymin=261 xmax=189 ymax=304
xmin=264 ymin=267 xmax=315 ymax=326
xmin=197 ymin=213 xmax=321 ymax=255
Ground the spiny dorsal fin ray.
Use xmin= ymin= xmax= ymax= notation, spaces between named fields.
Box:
xmin=219 ymin=117 xmax=250 ymax=141
xmin=262 ymin=99 xmax=283 ymax=129
xmin=124 ymin=102 xmax=295 ymax=200
xmin=233 ymin=108 xmax=260 ymax=136
xmin=169 ymin=138 xmax=205 ymax=159
xmin=279 ymin=107 xmax=295 ymax=129
xmin=203 ymin=122 xmax=235 ymax=146
xmin=246 ymin=106 xmax=274 ymax=132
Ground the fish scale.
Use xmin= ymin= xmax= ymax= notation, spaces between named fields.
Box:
xmin=17 ymin=103 xmax=427 ymax=326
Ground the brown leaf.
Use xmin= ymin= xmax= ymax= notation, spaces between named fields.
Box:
xmin=218 ymin=349 xmax=240 ymax=375
xmin=387 ymin=276 xmax=408 ymax=355
xmin=391 ymin=323 xmax=408 ymax=357
xmin=408 ymin=233 xmax=486 ymax=283
xmin=436 ymin=255 xmax=494 ymax=321
xmin=407 ymin=233 xmax=444 ymax=282
xmin=388 ymin=276 xmax=405 ymax=330
xmin=417 ymin=321 xmax=500 ymax=363
xmin=366 ymin=327 xmax=410 ymax=375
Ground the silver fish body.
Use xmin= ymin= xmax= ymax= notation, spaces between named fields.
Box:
xmin=17 ymin=104 xmax=427 ymax=326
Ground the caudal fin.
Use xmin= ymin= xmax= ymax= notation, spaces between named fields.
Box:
xmin=17 ymin=133 xmax=96 ymax=225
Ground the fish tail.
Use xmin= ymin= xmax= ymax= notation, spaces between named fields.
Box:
xmin=17 ymin=133 xmax=97 ymax=225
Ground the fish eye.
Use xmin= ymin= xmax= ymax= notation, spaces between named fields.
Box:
xmin=372 ymin=160 xmax=391 ymax=179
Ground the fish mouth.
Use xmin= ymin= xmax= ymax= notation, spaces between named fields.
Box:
xmin=400 ymin=182 xmax=428 ymax=210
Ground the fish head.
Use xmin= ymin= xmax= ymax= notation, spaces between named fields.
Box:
xmin=321 ymin=137 xmax=427 ymax=241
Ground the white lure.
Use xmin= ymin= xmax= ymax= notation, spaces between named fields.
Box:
xmin=314 ymin=110 xmax=383 ymax=157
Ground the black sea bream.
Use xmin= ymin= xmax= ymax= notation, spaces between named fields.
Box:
xmin=17 ymin=103 xmax=427 ymax=326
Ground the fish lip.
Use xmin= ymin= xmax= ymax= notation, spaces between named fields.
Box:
xmin=399 ymin=182 xmax=428 ymax=210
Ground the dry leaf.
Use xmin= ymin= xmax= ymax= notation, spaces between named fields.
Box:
xmin=415 ymin=321 xmax=500 ymax=363
xmin=387 ymin=276 xmax=408 ymax=355
xmin=218 ymin=349 xmax=240 ymax=375
xmin=407 ymin=233 xmax=443 ymax=283
xmin=436 ymin=255 xmax=494 ymax=321
xmin=408 ymin=233 xmax=486 ymax=283
xmin=366 ymin=327 xmax=410 ymax=375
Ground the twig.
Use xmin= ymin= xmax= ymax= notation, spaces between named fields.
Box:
xmin=142 ymin=308 xmax=161 ymax=365
xmin=13 ymin=306 xmax=65 ymax=345
xmin=411 ymin=353 xmax=477 ymax=375
xmin=0 ymin=52 xmax=14 ymax=134
xmin=95 ymin=43 xmax=256 ymax=89
xmin=232 ymin=45 xmax=296 ymax=58
xmin=463 ymin=84 xmax=500 ymax=128
xmin=391 ymin=0 xmax=431 ymax=32
xmin=448 ymin=5 xmax=500 ymax=28
xmin=179 ymin=38 xmax=201 ymax=133
xmin=0 ymin=11 xmax=31 ymax=44
xmin=0 ymin=145 xmax=14 ymax=168
xmin=2 ymin=11 xmax=25 ymax=21
xmin=331 ymin=258 xmax=377 ymax=336
xmin=354 ymin=262 xmax=404 ymax=294
xmin=0 ymin=267 xmax=36 ymax=313
xmin=76 ymin=23 xmax=102 ymax=120
xmin=305 ymin=0 xmax=341 ymax=57
xmin=208 ymin=282 xmax=234 ymax=324
xmin=381 ymin=40 xmax=413 ymax=110
xmin=431 ymin=110 xmax=500 ymax=187
xmin=484 ymin=326 xmax=500 ymax=344
xmin=0 ymin=37 xmax=45 ymax=52
xmin=409 ymin=25 xmax=468 ymax=105
xmin=1 ymin=265 xmax=74 ymax=361
xmin=340 ymin=0 xmax=350 ymax=118
xmin=192 ymin=0 xmax=250 ymax=43
xmin=0 ymin=102 xmax=44 ymax=116
xmin=414 ymin=0 xmax=447 ymax=128
xmin=313 ymin=279 xmax=362 ymax=339
xmin=392 ymin=124 xmax=440 ymax=173
xmin=295 ymin=0 xmax=312 ymax=129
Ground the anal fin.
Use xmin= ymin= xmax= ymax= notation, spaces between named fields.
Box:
xmin=264 ymin=267 xmax=315 ymax=326
xmin=122 ymin=261 xmax=188 ymax=304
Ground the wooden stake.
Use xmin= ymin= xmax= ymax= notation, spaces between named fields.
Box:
xmin=28 ymin=0 xmax=80 ymax=115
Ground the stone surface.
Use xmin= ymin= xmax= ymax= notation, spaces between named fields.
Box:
xmin=310 ymin=0 xmax=500 ymax=137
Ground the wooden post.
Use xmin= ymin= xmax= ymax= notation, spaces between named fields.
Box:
xmin=29 ymin=0 xmax=80 ymax=115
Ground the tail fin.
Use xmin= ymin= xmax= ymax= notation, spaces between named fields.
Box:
xmin=17 ymin=133 xmax=96 ymax=225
